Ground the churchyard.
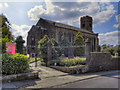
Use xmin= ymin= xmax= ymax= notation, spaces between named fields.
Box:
xmin=1 ymin=14 xmax=119 ymax=88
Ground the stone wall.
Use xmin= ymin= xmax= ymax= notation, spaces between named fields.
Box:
xmin=50 ymin=65 xmax=86 ymax=74
xmin=87 ymin=52 xmax=120 ymax=72
xmin=2 ymin=71 xmax=39 ymax=83
xmin=50 ymin=52 xmax=119 ymax=74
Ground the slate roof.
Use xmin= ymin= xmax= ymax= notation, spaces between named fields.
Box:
xmin=38 ymin=18 xmax=98 ymax=35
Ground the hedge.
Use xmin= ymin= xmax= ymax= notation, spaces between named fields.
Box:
xmin=2 ymin=53 xmax=29 ymax=75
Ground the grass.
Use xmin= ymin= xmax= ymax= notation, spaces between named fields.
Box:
xmin=29 ymin=58 xmax=41 ymax=63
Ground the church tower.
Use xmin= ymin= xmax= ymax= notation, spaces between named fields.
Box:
xmin=80 ymin=15 xmax=93 ymax=32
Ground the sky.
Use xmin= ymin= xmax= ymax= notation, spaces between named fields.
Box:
xmin=0 ymin=0 xmax=120 ymax=46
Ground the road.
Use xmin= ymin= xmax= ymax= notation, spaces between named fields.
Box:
xmin=53 ymin=73 xmax=119 ymax=88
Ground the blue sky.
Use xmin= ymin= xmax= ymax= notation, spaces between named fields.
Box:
xmin=0 ymin=1 xmax=119 ymax=46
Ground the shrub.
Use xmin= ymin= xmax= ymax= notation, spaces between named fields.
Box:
xmin=38 ymin=35 xmax=49 ymax=60
xmin=50 ymin=59 xmax=60 ymax=66
xmin=74 ymin=32 xmax=85 ymax=56
xmin=2 ymin=53 xmax=29 ymax=75
xmin=15 ymin=36 xmax=25 ymax=54
xmin=49 ymin=57 xmax=85 ymax=67
xmin=60 ymin=38 xmax=70 ymax=57
xmin=41 ymin=61 xmax=46 ymax=66
xmin=38 ymin=35 xmax=59 ymax=63
xmin=51 ymin=38 xmax=61 ymax=57
xmin=101 ymin=45 xmax=120 ymax=56
xmin=60 ymin=57 xmax=85 ymax=67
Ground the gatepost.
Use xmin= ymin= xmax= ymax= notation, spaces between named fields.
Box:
xmin=85 ymin=38 xmax=91 ymax=63
xmin=47 ymin=40 xmax=52 ymax=67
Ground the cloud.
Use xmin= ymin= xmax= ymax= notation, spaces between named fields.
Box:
xmin=113 ymin=24 xmax=119 ymax=28
xmin=4 ymin=3 xmax=8 ymax=8
xmin=27 ymin=2 xmax=116 ymax=26
xmin=0 ymin=3 xmax=9 ymax=13
xmin=11 ymin=24 xmax=31 ymax=45
xmin=113 ymin=14 xmax=120 ymax=28
xmin=115 ymin=14 xmax=120 ymax=22
xmin=98 ymin=30 xmax=119 ymax=45
xmin=0 ymin=3 xmax=9 ymax=8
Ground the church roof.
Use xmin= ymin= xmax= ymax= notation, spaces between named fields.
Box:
xmin=38 ymin=18 xmax=97 ymax=35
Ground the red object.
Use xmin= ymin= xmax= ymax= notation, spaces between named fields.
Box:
xmin=6 ymin=42 xmax=16 ymax=55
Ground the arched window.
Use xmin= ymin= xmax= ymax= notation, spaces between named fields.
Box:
xmin=58 ymin=32 xmax=62 ymax=42
xmin=68 ymin=33 xmax=71 ymax=42
xmin=31 ymin=36 xmax=35 ymax=46
xmin=72 ymin=34 xmax=75 ymax=44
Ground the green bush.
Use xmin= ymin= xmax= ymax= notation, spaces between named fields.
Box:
xmin=41 ymin=61 xmax=46 ymax=66
xmin=60 ymin=38 xmax=70 ymax=57
xmin=74 ymin=32 xmax=85 ymax=56
xmin=2 ymin=53 xmax=29 ymax=75
xmin=60 ymin=57 xmax=85 ymax=67
xmin=51 ymin=38 xmax=61 ymax=57
xmin=50 ymin=59 xmax=60 ymax=66
xmin=49 ymin=57 xmax=86 ymax=67
xmin=101 ymin=45 xmax=120 ymax=56
xmin=38 ymin=35 xmax=48 ymax=60
xmin=38 ymin=35 xmax=59 ymax=63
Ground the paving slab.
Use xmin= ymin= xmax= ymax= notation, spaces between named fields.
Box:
xmin=30 ymin=62 xmax=68 ymax=79
xmin=25 ymin=70 xmax=119 ymax=88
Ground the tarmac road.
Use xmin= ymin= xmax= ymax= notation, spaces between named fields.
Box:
xmin=53 ymin=73 xmax=119 ymax=88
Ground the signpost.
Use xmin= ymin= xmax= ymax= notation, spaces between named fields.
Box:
xmin=6 ymin=42 xmax=16 ymax=55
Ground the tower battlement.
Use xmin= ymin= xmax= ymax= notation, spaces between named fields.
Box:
xmin=80 ymin=15 xmax=93 ymax=32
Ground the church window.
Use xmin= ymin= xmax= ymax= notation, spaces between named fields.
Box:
xmin=72 ymin=34 xmax=74 ymax=43
xmin=31 ymin=36 xmax=35 ymax=46
xmin=68 ymin=33 xmax=71 ymax=42
xmin=58 ymin=32 xmax=62 ymax=42
xmin=89 ymin=23 xmax=92 ymax=28
xmin=82 ymin=24 xmax=85 ymax=28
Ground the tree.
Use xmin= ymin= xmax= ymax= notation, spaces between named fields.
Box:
xmin=60 ymin=38 xmax=70 ymax=57
xmin=74 ymin=31 xmax=85 ymax=56
xmin=15 ymin=36 xmax=25 ymax=54
xmin=51 ymin=38 xmax=59 ymax=58
xmin=0 ymin=14 xmax=14 ymax=53
xmin=38 ymin=35 xmax=49 ymax=60
xmin=101 ymin=45 xmax=120 ymax=56
xmin=38 ymin=35 xmax=59 ymax=65
xmin=0 ymin=14 xmax=14 ymax=40
xmin=60 ymin=38 xmax=69 ymax=46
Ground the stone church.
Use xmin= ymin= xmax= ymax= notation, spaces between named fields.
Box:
xmin=27 ymin=15 xmax=99 ymax=57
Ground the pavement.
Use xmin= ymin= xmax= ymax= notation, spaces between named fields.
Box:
xmin=53 ymin=73 xmax=119 ymax=88
xmin=2 ymin=61 xmax=120 ymax=89
xmin=29 ymin=61 xmax=68 ymax=79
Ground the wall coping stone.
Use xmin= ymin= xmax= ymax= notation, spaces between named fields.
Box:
xmin=2 ymin=71 xmax=39 ymax=83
